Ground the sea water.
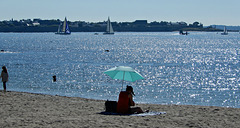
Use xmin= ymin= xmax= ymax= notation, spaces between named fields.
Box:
xmin=0 ymin=32 xmax=239 ymax=108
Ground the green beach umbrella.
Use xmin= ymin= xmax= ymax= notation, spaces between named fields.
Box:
xmin=104 ymin=66 xmax=144 ymax=89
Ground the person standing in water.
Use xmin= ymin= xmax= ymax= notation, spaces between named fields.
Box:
xmin=1 ymin=66 xmax=9 ymax=92
xmin=52 ymin=75 xmax=56 ymax=82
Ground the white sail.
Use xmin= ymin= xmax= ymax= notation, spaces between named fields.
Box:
xmin=221 ymin=26 xmax=228 ymax=35
xmin=62 ymin=17 xmax=67 ymax=32
xmin=107 ymin=18 xmax=114 ymax=33
xmin=104 ymin=17 xmax=114 ymax=35
xmin=57 ymin=23 xmax=61 ymax=33
xmin=224 ymin=26 xmax=227 ymax=33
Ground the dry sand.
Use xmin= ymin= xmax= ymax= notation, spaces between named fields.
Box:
xmin=0 ymin=91 xmax=240 ymax=128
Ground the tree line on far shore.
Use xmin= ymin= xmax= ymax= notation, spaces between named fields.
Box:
xmin=0 ymin=18 xmax=221 ymax=32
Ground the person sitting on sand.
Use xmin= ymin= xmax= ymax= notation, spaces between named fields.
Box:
xmin=117 ymin=85 xmax=144 ymax=114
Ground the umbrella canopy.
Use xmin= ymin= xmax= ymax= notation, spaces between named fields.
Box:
xmin=104 ymin=66 xmax=144 ymax=89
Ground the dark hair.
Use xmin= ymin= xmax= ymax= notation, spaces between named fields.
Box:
xmin=2 ymin=66 xmax=7 ymax=73
xmin=126 ymin=85 xmax=135 ymax=96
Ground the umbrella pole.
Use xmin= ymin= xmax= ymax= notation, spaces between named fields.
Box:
xmin=122 ymin=71 xmax=125 ymax=91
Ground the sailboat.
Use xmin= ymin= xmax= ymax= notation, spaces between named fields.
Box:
xmin=103 ymin=17 xmax=114 ymax=35
xmin=221 ymin=26 xmax=228 ymax=35
xmin=55 ymin=17 xmax=71 ymax=35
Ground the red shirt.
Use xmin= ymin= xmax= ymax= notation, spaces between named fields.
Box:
xmin=117 ymin=91 xmax=130 ymax=114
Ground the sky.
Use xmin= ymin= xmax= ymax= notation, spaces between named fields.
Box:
xmin=1 ymin=0 xmax=240 ymax=26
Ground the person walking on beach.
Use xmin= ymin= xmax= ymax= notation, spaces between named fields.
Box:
xmin=1 ymin=66 xmax=9 ymax=92
xmin=117 ymin=85 xmax=144 ymax=114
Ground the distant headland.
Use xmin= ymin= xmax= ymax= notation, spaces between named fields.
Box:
xmin=0 ymin=18 xmax=222 ymax=32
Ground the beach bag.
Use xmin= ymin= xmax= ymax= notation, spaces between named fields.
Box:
xmin=105 ymin=100 xmax=117 ymax=112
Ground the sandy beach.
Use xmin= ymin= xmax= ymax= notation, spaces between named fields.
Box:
xmin=0 ymin=91 xmax=240 ymax=128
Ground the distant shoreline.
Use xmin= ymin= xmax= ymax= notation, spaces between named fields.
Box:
xmin=0 ymin=29 xmax=225 ymax=33
xmin=0 ymin=19 xmax=222 ymax=32
xmin=3 ymin=19 xmax=240 ymax=32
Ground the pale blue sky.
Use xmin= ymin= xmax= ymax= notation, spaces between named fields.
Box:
xmin=1 ymin=0 xmax=239 ymax=26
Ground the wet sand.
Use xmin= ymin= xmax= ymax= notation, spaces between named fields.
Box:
xmin=0 ymin=91 xmax=240 ymax=128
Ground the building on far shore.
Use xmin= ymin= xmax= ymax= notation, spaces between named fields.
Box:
xmin=133 ymin=20 xmax=148 ymax=25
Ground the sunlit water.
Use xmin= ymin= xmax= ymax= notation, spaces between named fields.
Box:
xmin=0 ymin=32 xmax=240 ymax=108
